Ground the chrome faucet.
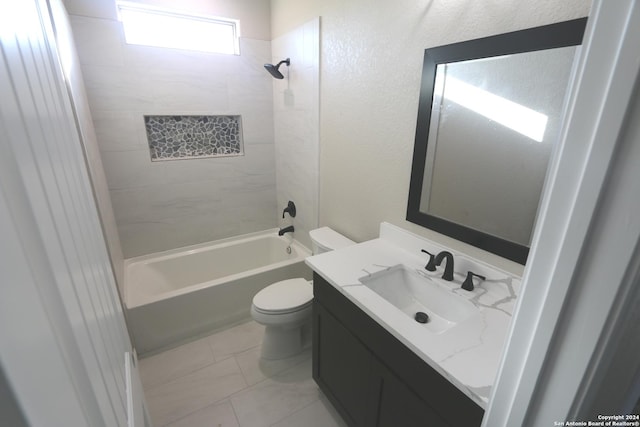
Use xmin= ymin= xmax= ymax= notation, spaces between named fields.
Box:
xmin=278 ymin=225 xmax=294 ymax=236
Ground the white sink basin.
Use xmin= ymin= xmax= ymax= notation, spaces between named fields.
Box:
xmin=358 ymin=265 xmax=479 ymax=334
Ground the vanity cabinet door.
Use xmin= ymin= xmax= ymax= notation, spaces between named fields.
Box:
xmin=372 ymin=358 xmax=449 ymax=427
xmin=312 ymin=301 xmax=377 ymax=427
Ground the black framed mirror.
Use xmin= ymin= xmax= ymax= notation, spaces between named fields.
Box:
xmin=407 ymin=18 xmax=587 ymax=264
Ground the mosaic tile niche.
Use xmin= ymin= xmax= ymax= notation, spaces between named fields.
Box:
xmin=144 ymin=115 xmax=244 ymax=161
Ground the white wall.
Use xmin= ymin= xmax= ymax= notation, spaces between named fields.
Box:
xmin=272 ymin=18 xmax=320 ymax=249
xmin=65 ymin=0 xmax=276 ymax=257
xmin=271 ymin=0 xmax=591 ymax=274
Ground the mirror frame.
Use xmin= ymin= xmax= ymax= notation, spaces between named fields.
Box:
xmin=407 ymin=18 xmax=587 ymax=264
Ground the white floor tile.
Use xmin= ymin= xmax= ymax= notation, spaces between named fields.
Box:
xmin=139 ymin=337 xmax=215 ymax=388
xmin=271 ymin=396 xmax=348 ymax=427
xmin=165 ymin=399 xmax=240 ymax=427
xmin=230 ymin=358 xmax=320 ymax=427
xmin=208 ymin=321 xmax=265 ymax=361
xmin=146 ymin=357 xmax=246 ymax=426
xmin=139 ymin=320 xmax=338 ymax=427
xmin=235 ymin=346 xmax=311 ymax=386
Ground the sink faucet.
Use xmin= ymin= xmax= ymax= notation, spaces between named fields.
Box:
xmin=433 ymin=251 xmax=454 ymax=281
xmin=278 ymin=225 xmax=294 ymax=236
xmin=461 ymin=271 xmax=486 ymax=291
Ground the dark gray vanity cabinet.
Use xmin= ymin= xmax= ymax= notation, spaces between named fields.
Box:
xmin=312 ymin=273 xmax=484 ymax=427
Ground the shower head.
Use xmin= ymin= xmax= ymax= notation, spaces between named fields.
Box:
xmin=264 ymin=58 xmax=290 ymax=79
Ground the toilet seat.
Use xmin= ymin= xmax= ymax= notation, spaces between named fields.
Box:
xmin=252 ymin=278 xmax=312 ymax=315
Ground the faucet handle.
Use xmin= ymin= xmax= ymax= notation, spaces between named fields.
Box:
xmin=462 ymin=271 xmax=486 ymax=291
xmin=282 ymin=201 xmax=297 ymax=218
xmin=421 ymin=249 xmax=437 ymax=271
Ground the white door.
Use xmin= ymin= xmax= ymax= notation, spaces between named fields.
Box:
xmin=0 ymin=0 xmax=148 ymax=425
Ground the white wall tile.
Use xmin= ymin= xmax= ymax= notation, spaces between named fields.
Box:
xmin=68 ymin=12 xmax=276 ymax=257
xmin=82 ymin=65 xmax=156 ymax=111
xmin=62 ymin=0 xmax=118 ymax=20
xmin=69 ymin=15 xmax=124 ymax=67
xmin=272 ymin=18 xmax=320 ymax=249
xmin=116 ymin=200 xmax=276 ymax=257
xmin=92 ymin=111 xmax=147 ymax=152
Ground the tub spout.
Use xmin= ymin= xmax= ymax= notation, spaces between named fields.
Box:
xmin=278 ymin=225 xmax=294 ymax=236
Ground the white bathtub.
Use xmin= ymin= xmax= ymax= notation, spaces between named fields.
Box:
xmin=125 ymin=229 xmax=312 ymax=355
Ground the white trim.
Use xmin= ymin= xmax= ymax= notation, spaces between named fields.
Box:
xmin=484 ymin=0 xmax=640 ymax=425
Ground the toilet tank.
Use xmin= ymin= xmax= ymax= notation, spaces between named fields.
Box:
xmin=309 ymin=227 xmax=355 ymax=254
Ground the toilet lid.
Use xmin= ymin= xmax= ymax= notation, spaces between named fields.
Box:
xmin=253 ymin=278 xmax=313 ymax=313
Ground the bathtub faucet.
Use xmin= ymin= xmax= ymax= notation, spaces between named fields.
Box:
xmin=278 ymin=225 xmax=294 ymax=236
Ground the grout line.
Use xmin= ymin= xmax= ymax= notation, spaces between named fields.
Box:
xmin=225 ymin=351 xmax=313 ymax=402
xmin=159 ymin=399 xmax=239 ymax=427
xmin=267 ymin=397 xmax=321 ymax=427
xmin=146 ymin=319 xmax=323 ymax=426
xmin=227 ymin=356 xmax=318 ymax=427
xmin=229 ymin=396 xmax=243 ymax=427
xmin=142 ymin=320 xmax=261 ymax=391
xmin=140 ymin=341 xmax=218 ymax=390
xmin=148 ymin=358 xmax=249 ymax=426
xmin=234 ymin=352 xmax=253 ymax=387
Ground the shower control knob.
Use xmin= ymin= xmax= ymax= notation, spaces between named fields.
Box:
xmin=282 ymin=201 xmax=296 ymax=218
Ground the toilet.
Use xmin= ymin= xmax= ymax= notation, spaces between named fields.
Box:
xmin=251 ymin=227 xmax=355 ymax=360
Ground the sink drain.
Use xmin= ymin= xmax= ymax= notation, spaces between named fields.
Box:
xmin=414 ymin=311 xmax=429 ymax=324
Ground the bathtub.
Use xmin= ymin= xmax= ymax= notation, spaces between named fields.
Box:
xmin=125 ymin=229 xmax=312 ymax=355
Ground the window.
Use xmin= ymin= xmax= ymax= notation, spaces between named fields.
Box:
xmin=116 ymin=1 xmax=240 ymax=55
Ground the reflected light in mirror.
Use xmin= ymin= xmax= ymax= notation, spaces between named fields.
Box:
xmin=444 ymin=76 xmax=549 ymax=142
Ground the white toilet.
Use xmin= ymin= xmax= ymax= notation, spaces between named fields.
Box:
xmin=251 ymin=227 xmax=355 ymax=360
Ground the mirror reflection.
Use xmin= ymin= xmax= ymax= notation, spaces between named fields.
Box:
xmin=421 ymin=47 xmax=578 ymax=246
xmin=407 ymin=18 xmax=587 ymax=264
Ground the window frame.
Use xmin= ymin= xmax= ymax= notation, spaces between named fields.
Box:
xmin=116 ymin=1 xmax=240 ymax=55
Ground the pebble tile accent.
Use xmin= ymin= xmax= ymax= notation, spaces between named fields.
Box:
xmin=144 ymin=115 xmax=243 ymax=161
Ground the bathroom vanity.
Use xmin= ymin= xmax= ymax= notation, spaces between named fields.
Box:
xmin=306 ymin=223 xmax=521 ymax=427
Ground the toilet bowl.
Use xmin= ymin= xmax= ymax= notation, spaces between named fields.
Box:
xmin=251 ymin=227 xmax=355 ymax=360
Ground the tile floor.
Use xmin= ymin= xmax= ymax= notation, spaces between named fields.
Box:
xmin=139 ymin=320 xmax=348 ymax=427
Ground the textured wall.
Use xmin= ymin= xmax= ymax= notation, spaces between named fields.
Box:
xmin=271 ymin=0 xmax=592 ymax=274
xmin=272 ymin=18 xmax=320 ymax=250
xmin=66 ymin=0 xmax=276 ymax=257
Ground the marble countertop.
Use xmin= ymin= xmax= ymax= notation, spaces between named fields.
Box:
xmin=305 ymin=223 xmax=521 ymax=408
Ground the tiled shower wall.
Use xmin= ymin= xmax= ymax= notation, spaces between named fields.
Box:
xmin=67 ymin=5 xmax=277 ymax=257
xmin=272 ymin=19 xmax=320 ymax=249
xmin=53 ymin=3 xmax=125 ymax=292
